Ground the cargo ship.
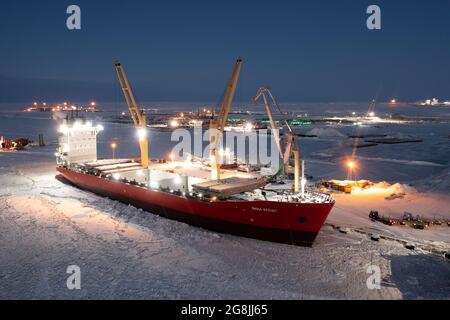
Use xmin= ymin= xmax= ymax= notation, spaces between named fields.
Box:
xmin=56 ymin=151 xmax=334 ymax=246
xmin=55 ymin=59 xmax=334 ymax=246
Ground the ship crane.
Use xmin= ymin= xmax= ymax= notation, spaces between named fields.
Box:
xmin=114 ymin=63 xmax=149 ymax=168
xmin=252 ymin=86 xmax=303 ymax=193
xmin=209 ymin=58 xmax=243 ymax=180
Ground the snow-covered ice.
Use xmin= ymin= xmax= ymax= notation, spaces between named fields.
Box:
xmin=0 ymin=103 xmax=449 ymax=299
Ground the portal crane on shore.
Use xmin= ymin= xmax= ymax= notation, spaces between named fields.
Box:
xmin=114 ymin=63 xmax=149 ymax=168
xmin=209 ymin=58 xmax=243 ymax=180
xmin=252 ymin=86 xmax=302 ymax=192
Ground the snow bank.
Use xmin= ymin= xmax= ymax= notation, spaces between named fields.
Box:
xmin=372 ymin=181 xmax=417 ymax=195
xmin=306 ymin=127 xmax=345 ymax=137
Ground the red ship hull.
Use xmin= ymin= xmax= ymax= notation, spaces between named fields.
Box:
xmin=57 ymin=167 xmax=334 ymax=246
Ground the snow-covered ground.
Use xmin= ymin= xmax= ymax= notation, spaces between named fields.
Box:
xmin=0 ymin=103 xmax=449 ymax=299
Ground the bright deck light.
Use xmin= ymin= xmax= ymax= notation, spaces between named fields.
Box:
xmin=137 ymin=128 xmax=147 ymax=140
xmin=174 ymin=176 xmax=182 ymax=184
xmin=244 ymin=122 xmax=254 ymax=132
xmin=150 ymin=181 xmax=159 ymax=189
xmin=301 ymin=178 xmax=307 ymax=187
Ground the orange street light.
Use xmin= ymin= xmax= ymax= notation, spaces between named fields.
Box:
xmin=347 ymin=161 xmax=355 ymax=169
xmin=346 ymin=160 xmax=356 ymax=181
xmin=111 ymin=142 xmax=117 ymax=159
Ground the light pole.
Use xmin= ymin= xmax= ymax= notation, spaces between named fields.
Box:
xmin=347 ymin=160 xmax=356 ymax=181
xmin=111 ymin=142 xmax=117 ymax=160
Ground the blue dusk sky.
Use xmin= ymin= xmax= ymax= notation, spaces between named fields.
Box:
xmin=0 ymin=0 xmax=449 ymax=102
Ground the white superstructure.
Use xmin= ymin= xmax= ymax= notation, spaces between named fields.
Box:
xmin=56 ymin=118 xmax=103 ymax=165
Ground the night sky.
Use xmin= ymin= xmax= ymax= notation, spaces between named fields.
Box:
xmin=1 ymin=0 xmax=449 ymax=102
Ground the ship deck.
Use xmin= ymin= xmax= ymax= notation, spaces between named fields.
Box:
xmin=82 ymin=159 xmax=259 ymax=180
xmin=74 ymin=158 xmax=334 ymax=203
xmin=78 ymin=158 xmax=266 ymax=197
xmin=150 ymin=160 xmax=261 ymax=180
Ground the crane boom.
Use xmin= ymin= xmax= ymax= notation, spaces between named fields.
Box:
xmin=252 ymin=86 xmax=295 ymax=166
xmin=252 ymin=86 xmax=301 ymax=191
xmin=114 ymin=63 xmax=149 ymax=168
xmin=209 ymin=58 xmax=243 ymax=180
xmin=253 ymin=87 xmax=283 ymax=159
xmin=214 ymin=58 xmax=243 ymax=132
